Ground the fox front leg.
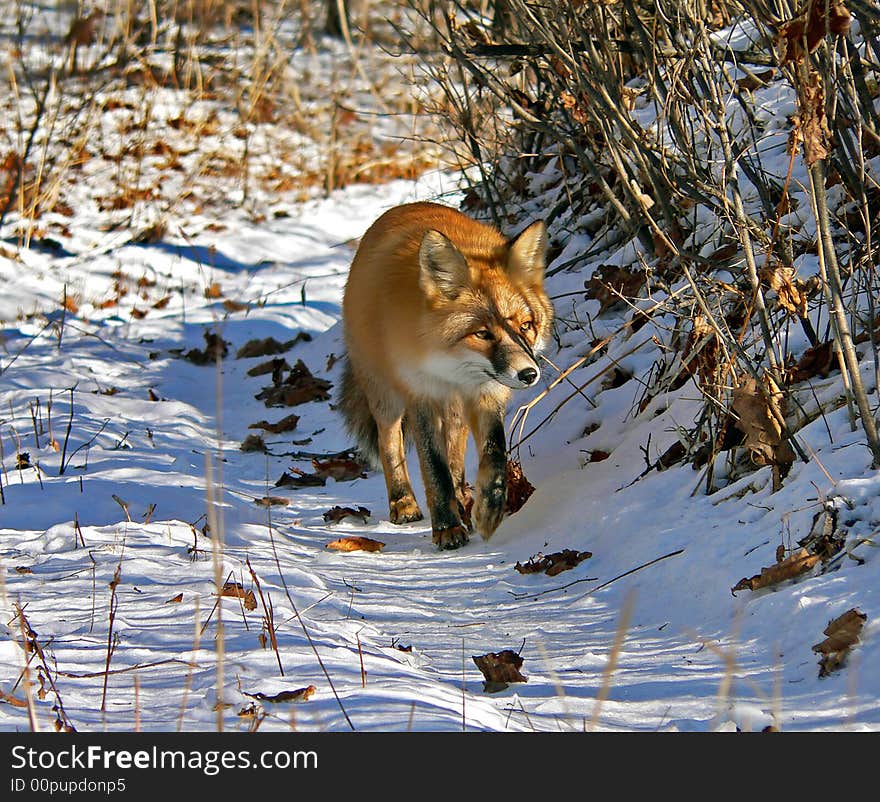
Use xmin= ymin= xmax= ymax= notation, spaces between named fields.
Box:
xmin=411 ymin=404 xmax=469 ymax=550
xmin=470 ymin=402 xmax=508 ymax=540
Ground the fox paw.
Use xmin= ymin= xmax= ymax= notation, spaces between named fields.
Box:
xmin=432 ymin=524 xmax=469 ymax=550
xmin=389 ymin=496 xmax=423 ymax=525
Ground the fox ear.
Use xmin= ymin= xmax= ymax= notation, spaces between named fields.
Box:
xmin=507 ymin=220 xmax=547 ymax=287
xmin=419 ymin=230 xmax=469 ymax=300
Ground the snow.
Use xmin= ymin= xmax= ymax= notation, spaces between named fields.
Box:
xmin=1 ymin=6 xmax=879 ymax=734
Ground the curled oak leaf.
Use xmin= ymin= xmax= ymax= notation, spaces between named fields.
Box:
xmin=794 ymin=72 xmax=831 ymax=167
xmin=275 ymin=469 xmax=325 ymax=488
xmin=255 ymin=496 xmax=289 ymax=507
xmin=505 ymin=459 xmax=535 ymax=514
xmin=515 ymin=549 xmax=593 ymax=577
xmin=472 ymin=650 xmax=527 ymax=692
xmin=777 ymin=1 xmax=850 ymax=66
xmin=311 ymin=457 xmax=366 ymax=482
xmin=731 ymin=375 xmax=796 ymax=473
xmin=585 ymin=265 xmax=646 ymax=314
xmin=165 ymin=593 xmax=184 ymax=604
xmin=247 ymin=357 xmax=291 ymax=378
xmin=732 ymin=547 xmax=820 ymax=595
xmin=248 ymin=413 xmax=300 ymax=434
xmin=759 ymin=264 xmax=810 ymax=318
xmin=182 ymin=329 xmax=229 ymax=365
xmin=325 ymin=536 xmax=385 ymax=553
xmin=246 ymin=685 xmax=316 ymax=703
xmin=220 ymin=582 xmax=257 ymax=611
xmin=812 ymin=609 xmax=866 ymax=677
xmin=786 ymin=340 xmax=835 ymax=384
xmin=236 ymin=333 xmax=311 ymax=359
xmin=256 ymin=359 xmax=332 ymax=407
xmin=0 ymin=690 xmax=28 ymax=708
xmin=323 ymin=505 xmax=371 ymax=524
xmin=240 ymin=434 xmax=267 ymax=453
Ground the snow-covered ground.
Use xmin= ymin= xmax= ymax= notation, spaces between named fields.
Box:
xmin=1 ymin=168 xmax=877 ymax=732
xmin=1 ymin=3 xmax=879 ymax=733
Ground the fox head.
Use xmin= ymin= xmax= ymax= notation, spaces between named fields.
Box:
xmin=417 ymin=220 xmax=553 ymax=393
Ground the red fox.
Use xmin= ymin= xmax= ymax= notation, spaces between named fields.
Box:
xmin=339 ymin=202 xmax=553 ymax=549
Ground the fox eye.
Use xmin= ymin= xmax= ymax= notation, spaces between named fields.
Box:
xmin=520 ymin=320 xmax=534 ymax=334
xmin=473 ymin=329 xmax=494 ymax=341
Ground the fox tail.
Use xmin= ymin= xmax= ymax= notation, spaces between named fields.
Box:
xmin=338 ymin=357 xmax=380 ymax=469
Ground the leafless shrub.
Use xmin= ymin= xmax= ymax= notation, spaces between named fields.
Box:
xmin=407 ymin=0 xmax=880 ymax=483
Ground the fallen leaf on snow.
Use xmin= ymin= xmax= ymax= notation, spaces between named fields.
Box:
xmin=249 ymin=413 xmax=300 ymax=433
xmin=236 ymin=333 xmax=310 ymax=359
xmin=813 ymin=608 xmax=866 ymax=677
xmin=472 ymin=650 xmax=527 ymax=692
xmin=325 ymin=536 xmax=385 ymax=553
xmin=247 ymin=357 xmax=290 ymax=378
xmin=165 ymin=593 xmax=183 ymax=604
xmin=786 ymin=340 xmax=835 ymax=384
xmin=311 ymin=457 xmax=366 ymax=482
xmin=240 ymin=433 xmax=267 ymax=453
xmin=220 ymin=582 xmax=257 ymax=611
xmin=275 ymin=469 xmax=325 ymax=488
xmin=245 ymin=685 xmax=316 ymax=704
xmin=585 ymin=265 xmax=646 ymax=313
xmin=323 ymin=505 xmax=371 ymax=524
xmin=256 ymin=359 xmax=332 ymax=407
xmin=181 ymin=329 xmax=229 ymax=365
xmin=515 ymin=549 xmax=593 ymax=577
xmin=0 ymin=690 xmax=28 ymax=708
xmin=732 ymin=547 xmax=820 ymax=594
xmin=255 ymin=496 xmax=289 ymax=507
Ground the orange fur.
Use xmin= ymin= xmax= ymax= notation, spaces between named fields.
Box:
xmin=339 ymin=202 xmax=552 ymax=549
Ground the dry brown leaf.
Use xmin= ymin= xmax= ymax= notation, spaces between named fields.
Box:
xmin=323 ymin=505 xmax=371 ymax=524
xmin=248 ymin=413 xmax=299 ymax=434
xmin=325 ymin=536 xmax=385 ymax=553
xmin=311 ymin=457 xmax=366 ymax=482
xmin=812 ymin=608 xmax=866 ymax=677
xmin=181 ymin=329 xmax=229 ymax=365
xmin=472 ymin=650 xmax=527 ymax=692
xmin=759 ymin=264 xmax=809 ymax=318
xmin=204 ymin=282 xmax=222 ymax=299
xmin=165 ymin=593 xmax=183 ymax=604
xmin=236 ymin=333 xmax=310 ymax=359
xmin=777 ymin=2 xmax=850 ymax=66
xmin=247 ymin=357 xmax=290 ymax=378
xmin=14 ymin=566 xmax=33 ymax=574
xmin=731 ymin=375 xmax=796 ymax=471
xmin=256 ymin=359 xmax=332 ymax=407
xmin=247 ymin=685 xmax=316 ymax=704
xmin=220 ymin=582 xmax=257 ymax=611
xmin=787 ymin=340 xmax=835 ymax=384
xmin=275 ymin=469 xmax=325 ymax=488
xmin=255 ymin=496 xmax=289 ymax=507
xmin=794 ymin=72 xmax=831 ymax=166
xmin=585 ymin=265 xmax=646 ymax=314
xmin=0 ymin=690 xmax=28 ymax=708
xmin=223 ymin=299 xmax=249 ymax=312
xmin=240 ymin=433 xmax=267 ymax=453
xmin=505 ymin=460 xmax=535 ymax=514
xmin=732 ymin=547 xmax=820 ymax=594
xmin=515 ymin=549 xmax=593 ymax=577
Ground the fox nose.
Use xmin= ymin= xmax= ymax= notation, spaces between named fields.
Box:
xmin=517 ymin=367 xmax=538 ymax=386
